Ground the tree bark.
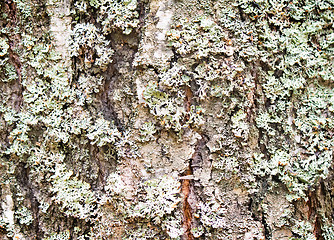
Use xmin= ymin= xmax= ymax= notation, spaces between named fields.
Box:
xmin=0 ymin=0 xmax=334 ymax=239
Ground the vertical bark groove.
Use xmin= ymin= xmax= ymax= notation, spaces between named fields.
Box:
xmin=181 ymin=166 xmax=194 ymax=240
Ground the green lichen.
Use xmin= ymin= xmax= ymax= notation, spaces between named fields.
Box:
xmin=291 ymin=220 xmax=316 ymax=240
xmin=0 ymin=37 xmax=18 ymax=83
xmin=51 ymin=164 xmax=98 ymax=220
xmin=76 ymin=0 xmax=140 ymax=35
xmin=142 ymin=81 xmax=204 ymax=132
xmin=1 ymin=0 xmax=334 ymax=238
xmin=251 ymin=150 xmax=331 ymax=201
xmin=194 ymin=198 xmax=264 ymax=239
xmin=167 ymin=15 xmax=250 ymax=100
xmin=13 ymin=0 xmax=32 ymax=19
xmin=86 ymin=117 xmax=121 ymax=147
xmin=167 ymin=16 xmax=228 ymax=58
xmin=105 ymin=173 xmax=127 ymax=197
xmin=138 ymin=121 xmax=157 ymax=142
xmin=98 ymin=0 xmax=139 ymax=35
xmin=43 ymin=230 xmax=70 ymax=240
xmin=231 ymin=109 xmax=249 ymax=140
xmin=130 ymin=175 xmax=183 ymax=239
xmin=69 ymin=23 xmax=114 ymax=72
xmin=159 ymin=63 xmax=191 ymax=89
xmin=132 ymin=176 xmax=181 ymax=224
xmin=0 ymin=37 xmax=9 ymax=56
xmin=321 ymin=220 xmax=334 ymax=240
xmin=15 ymin=206 xmax=33 ymax=226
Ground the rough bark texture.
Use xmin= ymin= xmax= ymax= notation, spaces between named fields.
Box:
xmin=0 ymin=0 xmax=334 ymax=239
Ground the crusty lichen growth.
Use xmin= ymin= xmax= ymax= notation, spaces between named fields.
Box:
xmin=1 ymin=0 xmax=334 ymax=239
xmin=0 ymin=0 xmax=133 ymax=238
xmin=130 ymin=175 xmax=184 ymax=239
xmin=73 ymin=0 xmax=140 ymax=35
xmin=0 ymin=37 xmax=18 ymax=83
xmin=69 ymin=23 xmax=114 ymax=72
xmin=142 ymin=80 xmax=204 ymax=132
xmin=218 ymin=0 xmax=334 ymax=237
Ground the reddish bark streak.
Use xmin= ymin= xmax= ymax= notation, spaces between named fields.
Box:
xmin=182 ymin=85 xmax=195 ymax=239
xmin=181 ymin=167 xmax=193 ymax=240
xmin=4 ymin=0 xmax=22 ymax=82
xmin=3 ymin=0 xmax=24 ymax=110
xmin=307 ymin=190 xmax=324 ymax=240
xmin=8 ymin=45 xmax=22 ymax=81
xmin=185 ymin=86 xmax=193 ymax=113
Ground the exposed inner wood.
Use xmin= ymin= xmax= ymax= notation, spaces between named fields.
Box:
xmin=181 ymin=166 xmax=194 ymax=240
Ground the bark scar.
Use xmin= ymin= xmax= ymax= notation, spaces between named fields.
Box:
xmin=181 ymin=165 xmax=194 ymax=240
xmin=185 ymin=86 xmax=193 ymax=113
xmin=3 ymin=0 xmax=22 ymax=82
xmin=181 ymin=85 xmax=195 ymax=239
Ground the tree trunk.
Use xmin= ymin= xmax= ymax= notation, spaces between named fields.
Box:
xmin=1 ymin=0 xmax=334 ymax=239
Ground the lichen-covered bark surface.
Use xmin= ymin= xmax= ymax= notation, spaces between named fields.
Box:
xmin=0 ymin=0 xmax=334 ymax=239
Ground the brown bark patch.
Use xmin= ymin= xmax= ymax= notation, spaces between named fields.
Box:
xmin=181 ymin=166 xmax=194 ymax=240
